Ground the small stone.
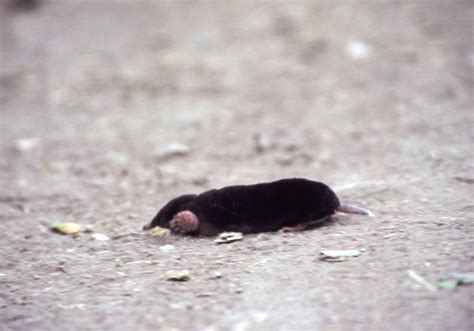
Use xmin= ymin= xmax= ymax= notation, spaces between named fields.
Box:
xmin=159 ymin=244 xmax=175 ymax=252
xmin=155 ymin=143 xmax=190 ymax=161
xmin=15 ymin=138 xmax=40 ymax=152
xmin=210 ymin=271 xmax=223 ymax=279
xmin=165 ymin=270 xmax=191 ymax=282
xmin=51 ymin=223 xmax=82 ymax=235
xmin=17 ymin=178 xmax=28 ymax=188
xmin=91 ymin=233 xmax=110 ymax=241
xmin=214 ymin=232 xmax=243 ymax=244
xmin=170 ymin=301 xmax=193 ymax=310
xmin=345 ymin=41 xmax=372 ymax=60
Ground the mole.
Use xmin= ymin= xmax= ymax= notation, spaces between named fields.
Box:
xmin=142 ymin=178 xmax=372 ymax=236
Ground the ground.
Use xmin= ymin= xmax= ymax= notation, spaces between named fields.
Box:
xmin=1 ymin=1 xmax=473 ymax=331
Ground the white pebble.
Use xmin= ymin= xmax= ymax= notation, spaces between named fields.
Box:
xmin=91 ymin=233 xmax=110 ymax=241
xmin=155 ymin=143 xmax=190 ymax=160
xmin=159 ymin=244 xmax=175 ymax=252
xmin=345 ymin=41 xmax=372 ymax=60
xmin=15 ymin=138 xmax=40 ymax=152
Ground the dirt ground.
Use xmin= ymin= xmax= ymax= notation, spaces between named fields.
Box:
xmin=1 ymin=1 xmax=473 ymax=330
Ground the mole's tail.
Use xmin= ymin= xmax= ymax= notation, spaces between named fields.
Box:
xmin=336 ymin=204 xmax=374 ymax=217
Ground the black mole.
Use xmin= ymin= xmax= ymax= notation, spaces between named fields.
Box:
xmin=143 ymin=178 xmax=372 ymax=236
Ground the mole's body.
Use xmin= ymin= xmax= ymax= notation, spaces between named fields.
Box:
xmin=143 ymin=178 xmax=372 ymax=236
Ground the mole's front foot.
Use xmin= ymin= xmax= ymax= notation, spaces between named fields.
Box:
xmin=170 ymin=211 xmax=200 ymax=234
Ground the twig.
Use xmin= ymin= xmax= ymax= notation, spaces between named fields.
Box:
xmin=407 ymin=269 xmax=437 ymax=292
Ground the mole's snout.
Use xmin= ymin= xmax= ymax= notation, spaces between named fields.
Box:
xmin=336 ymin=204 xmax=373 ymax=216
xmin=142 ymin=223 xmax=151 ymax=231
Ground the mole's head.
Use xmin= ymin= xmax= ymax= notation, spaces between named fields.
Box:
xmin=317 ymin=183 xmax=341 ymax=216
xmin=143 ymin=194 xmax=197 ymax=230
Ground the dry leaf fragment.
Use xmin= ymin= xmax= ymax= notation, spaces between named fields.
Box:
xmin=149 ymin=226 xmax=170 ymax=237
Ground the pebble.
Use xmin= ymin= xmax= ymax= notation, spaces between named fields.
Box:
xmin=91 ymin=233 xmax=110 ymax=241
xmin=165 ymin=270 xmax=191 ymax=282
xmin=214 ymin=232 xmax=243 ymax=244
xmin=210 ymin=271 xmax=223 ymax=279
xmin=51 ymin=222 xmax=82 ymax=235
xmin=15 ymin=138 xmax=40 ymax=152
xmin=159 ymin=244 xmax=175 ymax=252
xmin=345 ymin=41 xmax=372 ymax=60
xmin=155 ymin=143 xmax=190 ymax=161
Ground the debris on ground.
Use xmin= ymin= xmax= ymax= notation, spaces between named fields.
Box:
xmin=149 ymin=226 xmax=171 ymax=237
xmin=165 ymin=270 xmax=191 ymax=282
xmin=91 ymin=233 xmax=110 ymax=241
xmin=209 ymin=271 xmax=223 ymax=279
xmin=319 ymin=249 xmax=361 ymax=262
xmin=51 ymin=222 xmax=82 ymax=235
xmin=155 ymin=143 xmax=190 ymax=161
xmin=159 ymin=244 xmax=175 ymax=252
xmin=345 ymin=40 xmax=372 ymax=60
xmin=214 ymin=232 xmax=243 ymax=244
xmin=407 ymin=269 xmax=437 ymax=292
xmin=437 ymin=272 xmax=474 ymax=290
xmin=14 ymin=137 xmax=40 ymax=152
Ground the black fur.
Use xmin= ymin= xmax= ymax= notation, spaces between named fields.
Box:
xmin=145 ymin=178 xmax=340 ymax=236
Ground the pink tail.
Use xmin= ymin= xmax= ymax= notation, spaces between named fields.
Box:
xmin=336 ymin=204 xmax=374 ymax=216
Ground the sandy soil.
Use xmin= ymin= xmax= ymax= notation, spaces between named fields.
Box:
xmin=1 ymin=1 xmax=473 ymax=330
